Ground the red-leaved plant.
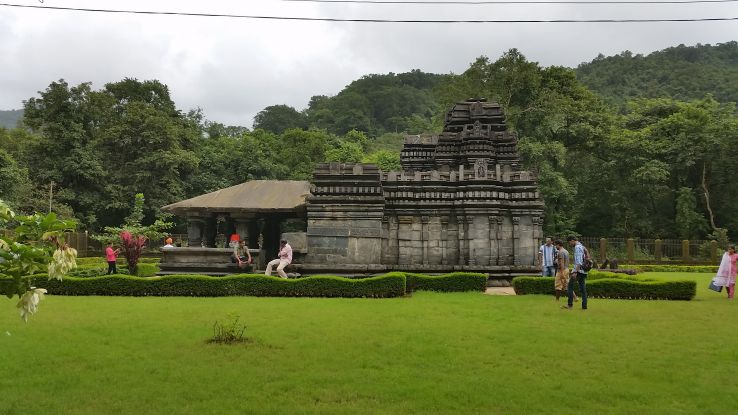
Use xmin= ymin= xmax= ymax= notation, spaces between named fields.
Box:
xmin=119 ymin=230 xmax=148 ymax=275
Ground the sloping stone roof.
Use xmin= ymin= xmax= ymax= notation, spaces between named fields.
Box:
xmin=162 ymin=180 xmax=312 ymax=215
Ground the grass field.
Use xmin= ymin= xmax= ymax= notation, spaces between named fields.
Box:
xmin=1 ymin=272 xmax=736 ymax=414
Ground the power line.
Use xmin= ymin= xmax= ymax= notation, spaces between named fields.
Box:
xmin=282 ymin=0 xmax=738 ymax=4
xmin=0 ymin=3 xmax=736 ymax=23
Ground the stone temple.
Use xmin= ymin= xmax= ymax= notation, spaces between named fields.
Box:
xmin=162 ymin=99 xmax=544 ymax=276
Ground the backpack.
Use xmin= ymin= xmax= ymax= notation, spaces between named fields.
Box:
xmin=582 ymin=246 xmax=594 ymax=272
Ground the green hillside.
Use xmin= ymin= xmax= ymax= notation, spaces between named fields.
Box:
xmin=575 ymin=41 xmax=738 ymax=107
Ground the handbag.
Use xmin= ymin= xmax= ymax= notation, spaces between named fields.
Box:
xmin=708 ymin=280 xmax=723 ymax=292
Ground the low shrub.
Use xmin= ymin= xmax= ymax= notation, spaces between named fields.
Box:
xmin=135 ymin=263 xmax=159 ymax=277
xmin=208 ymin=313 xmax=250 ymax=344
xmin=21 ymin=273 xmax=407 ymax=298
xmin=624 ymin=265 xmax=718 ymax=273
xmin=403 ymin=272 xmax=487 ymax=292
xmin=512 ymin=275 xmax=696 ymax=300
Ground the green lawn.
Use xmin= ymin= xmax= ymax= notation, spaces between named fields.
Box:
xmin=1 ymin=272 xmax=736 ymax=415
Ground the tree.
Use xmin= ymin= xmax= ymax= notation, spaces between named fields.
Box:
xmin=362 ymin=150 xmax=401 ymax=171
xmin=0 ymin=200 xmax=78 ymax=321
xmin=253 ymin=105 xmax=307 ymax=134
xmin=23 ymin=80 xmax=108 ymax=228
xmin=325 ymin=141 xmax=363 ymax=163
xmin=278 ymin=129 xmax=330 ymax=180
xmin=675 ymin=187 xmax=708 ymax=239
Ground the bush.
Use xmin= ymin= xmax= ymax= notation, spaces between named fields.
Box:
xmin=403 ymin=272 xmax=487 ymax=292
xmin=135 ymin=263 xmax=159 ymax=277
xmin=512 ymin=275 xmax=696 ymax=300
xmin=624 ymin=265 xmax=718 ymax=273
xmin=21 ymin=273 xmax=407 ymax=298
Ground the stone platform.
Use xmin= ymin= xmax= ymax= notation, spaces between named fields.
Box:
xmin=158 ymin=247 xmax=264 ymax=276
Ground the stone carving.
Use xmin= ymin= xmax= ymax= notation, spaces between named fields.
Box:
xmin=474 ymin=159 xmax=488 ymax=180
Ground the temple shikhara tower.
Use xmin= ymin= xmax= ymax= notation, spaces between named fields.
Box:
xmin=306 ymin=99 xmax=544 ymax=273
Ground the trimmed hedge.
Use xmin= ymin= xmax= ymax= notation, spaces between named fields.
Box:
xmin=402 ymin=272 xmax=487 ymax=292
xmin=624 ymin=265 xmax=718 ymax=273
xmin=135 ymin=263 xmax=159 ymax=277
xmin=21 ymin=273 xmax=406 ymax=298
xmin=512 ymin=275 xmax=696 ymax=300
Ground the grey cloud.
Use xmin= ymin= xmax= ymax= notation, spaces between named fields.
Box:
xmin=1 ymin=1 xmax=736 ymax=126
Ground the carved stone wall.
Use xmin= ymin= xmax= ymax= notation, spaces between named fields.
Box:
xmin=305 ymin=99 xmax=544 ymax=272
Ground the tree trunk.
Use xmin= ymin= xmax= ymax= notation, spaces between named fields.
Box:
xmin=702 ymin=162 xmax=717 ymax=231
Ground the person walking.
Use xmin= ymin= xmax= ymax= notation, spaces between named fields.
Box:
xmin=538 ymin=237 xmax=556 ymax=277
xmin=105 ymin=242 xmax=120 ymax=275
xmin=265 ymin=239 xmax=292 ymax=279
xmin=554 ymin=240 xmax=570 ymax=301
xmin=563 ymin=236 xmax=589 ymax=310
xmin=726 ymin=245 xmax=738 ymax=299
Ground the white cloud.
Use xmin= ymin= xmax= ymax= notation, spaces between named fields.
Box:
xmin=1 ymin=0 xmax=736 ymax=125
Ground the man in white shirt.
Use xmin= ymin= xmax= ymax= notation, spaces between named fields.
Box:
xmin=265 ymin=239 xmax=292 ymax=279
xmin=538 ymin=237 xmax=556 ymax=277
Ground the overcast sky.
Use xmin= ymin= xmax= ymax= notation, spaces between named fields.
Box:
xmin=1 ymin=0 xmax=736 ymax=126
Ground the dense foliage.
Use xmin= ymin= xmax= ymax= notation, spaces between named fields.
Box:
xmin=2 ymin=43 xmax=738 ymax=241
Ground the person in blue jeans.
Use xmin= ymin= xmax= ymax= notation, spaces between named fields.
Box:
xmin=538 ymin=237 xmax=556 ymax=277
xmin=564 ymin=236 xmax=588 ymax=310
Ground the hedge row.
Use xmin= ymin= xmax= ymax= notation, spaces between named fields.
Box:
xmin=23 ymin=273 xmax=407 ymax=298
xmin=624 ymin=265 xmax=718 ymax=273
xmin=14 ymin=271 xmax=488 ymax=298
xmin=402 ymin=272 xmax=488 ymax=292
xmin=512 ymin=275 xmax=696 ymax=300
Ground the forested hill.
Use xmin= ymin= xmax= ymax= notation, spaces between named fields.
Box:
xmin=253 ymin=70 xmax=447 ymax=137
xmin=0 ymin=109 xmax=23 ymax=129
xmin=575 ymin=41 xmax=738 ymax=107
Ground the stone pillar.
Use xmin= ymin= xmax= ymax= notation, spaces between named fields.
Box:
xmin=426 ymin=216 xmax=443 ymax=265
xmin=710 ymin=240 xmax=718 ymax=264
xmin=466 ymin=216 xmax=481 ymax=266
xmin=681 ymin=240 xmax=690 ymax=263
xmin=410 ymin=216 xmax=423 ymax=264
xmin=398 ymin=216 xmax=414 ymax=264
xmin=457 ymin=216 xmax=466 ymax=265
xmin=626 ymin=238 xmax=635 ymax=264
xmin=489 ymin=216 xmax=499 ymax=266
xmin=187 ymin=217 xmax=205 ymax=247
xmin=599 ymin=238 xmax=608 ymax=263
xmin=421 ymin=216 xmax=430 ymax=265
xmin=512 ymin=216 xmax=520 ymax=265
xmin=203 ymin=216 xmax=217 ymax=247
xmin=654 ymin=239 xmax=662 ymax=263
xmin=390 ymin=216 xmax=400 ymax=265
xmin=441 ymin=216 xmax=449 ymax=265
xmin=495 ymin=216 xmax=504 ymax=265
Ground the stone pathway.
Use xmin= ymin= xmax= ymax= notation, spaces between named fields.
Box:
xmin=484 ymin=287 xmax=516 ymax=296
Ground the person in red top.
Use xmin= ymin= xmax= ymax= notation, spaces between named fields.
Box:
xmin=265 ymin=239 xmax=292 ymax=279
xmin=105 ymin=242 xmax=121 ymax=275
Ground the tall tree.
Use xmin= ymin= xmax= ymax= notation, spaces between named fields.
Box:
xmin=253 ymin=105 xmax=307 ymax=134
